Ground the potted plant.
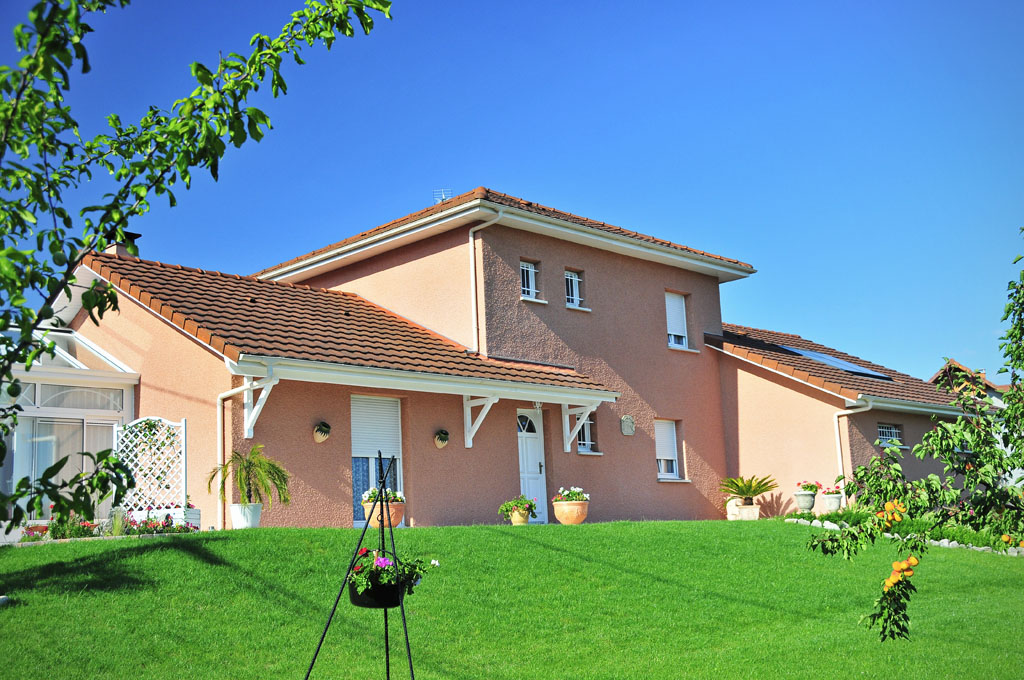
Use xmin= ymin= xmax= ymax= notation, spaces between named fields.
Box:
xmin=794 ymin=480 xmax=821 ymax=512
xmin=208 ymin=443 xmax=291 ymax=529
xmin=551 ymin=486 xmax=590 ymax=524
xmin=821 ymin=484 xmax=843 ymax=512
xmin=719 ymin=474 xmax=778 ymax=520
xmin=499 ymin=494 xmax=538 ymax=525
xmin=361 ymin=487 xmax=406 ymax=528
xmin=348 ymin=547 xmax=438 ymax=608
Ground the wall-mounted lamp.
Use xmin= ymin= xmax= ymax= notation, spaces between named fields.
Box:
xmin=313 ymin=421 xmax=331 ymax=443
xmin=434 ymin=429 xmax=449 ymax=449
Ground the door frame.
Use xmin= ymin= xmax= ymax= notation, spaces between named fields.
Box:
xmin=517 ymin=408 xmax=548 ymax=524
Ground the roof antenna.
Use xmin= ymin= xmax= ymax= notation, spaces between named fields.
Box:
xmin=432 ymin=188 xmax=454 ymax=204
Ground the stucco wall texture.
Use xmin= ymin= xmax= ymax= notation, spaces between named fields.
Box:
xmin=234 ymin=382 xmax=537 ymax=528
xmin=301 ymin=225 xmax=476 ymax=348
xmin=477 ymin=226 xmax=730 ymax=521
xmin=73 ymin=289 xmax=231 ymax=530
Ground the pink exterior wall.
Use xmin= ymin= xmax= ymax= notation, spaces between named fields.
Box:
xmin=476 ymin=226 xmax=731 ymax=521
xmin=73 ymin=292 xmax=232 ymax=530
xmin=299 ymin=225 xmax=476 ymax=347
xmin=718 ymin=354 xmax=846 ymax=515
xmin=232 ymin=381 xmax=556 ymax=528
xmin=845 ymin=410 xmax=943 ymax=483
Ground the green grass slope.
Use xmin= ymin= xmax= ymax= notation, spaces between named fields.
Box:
xmin=1 ymin=521 xmax=1021 ymax=679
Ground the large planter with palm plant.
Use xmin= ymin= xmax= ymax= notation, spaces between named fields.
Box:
xmin=719 ymin=474 xmax=778 ymax=520
xmin=208 ymin=444 xmax=291 ymax=529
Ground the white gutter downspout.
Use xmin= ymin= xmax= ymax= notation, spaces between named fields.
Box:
xmin=468 ymin=208 xmax=504 ymax=354
xmin=215 ymin=373 xmax=277 ymax=530
xmin=833 ymin=399 xmax=872 ymax=507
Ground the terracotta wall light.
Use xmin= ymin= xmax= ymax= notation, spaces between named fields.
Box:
xmin=313 ymin=421 xmax=331 ymax=443
xmin=434 ymin=429 xmax=449 ymax=449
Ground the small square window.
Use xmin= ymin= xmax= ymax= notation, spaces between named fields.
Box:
xmin=565 ymin=270 xmax=584 ymax=308
xmin=877 ymin=423 xmax=903 ymax=447
xmin=520 ymin=261 xmax=539 ymax=299
xmin=577 ymin=415 xmax=596 ymax=452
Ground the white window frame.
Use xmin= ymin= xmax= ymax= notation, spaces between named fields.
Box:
xmin=877 ymin=423 xmax=906 ymax=449
xmin=665 ymin=292 xmax=688 ymax=349
xmin=565 ymin=270 xmax=583 ymax=308
xmin=654 ymin=419 xmax=684 ymax=480
xmin=520 ymin=261 xmax=539 ymax=299
xmin=576 ymin=414 xmax=597 ymax=453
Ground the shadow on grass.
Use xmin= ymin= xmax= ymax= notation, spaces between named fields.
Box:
xmin=0 ymin=534 xmax=232 ymax=596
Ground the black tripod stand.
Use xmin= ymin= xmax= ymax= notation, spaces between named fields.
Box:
xmin=305 ymin=451 xmax=415 ymax=679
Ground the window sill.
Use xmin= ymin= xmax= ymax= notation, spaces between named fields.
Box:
xmin=657 ymin=477 xmax=692 ymax=483
xmin=521 ymin=296 xmax=548 ymax=305
xmin=576 ymin=450 xmax=603 ymax=456
xmin=668 ymin=345 xmax=700 ymax=354
xmin=566 ymin=305 xmax=592 ymax=313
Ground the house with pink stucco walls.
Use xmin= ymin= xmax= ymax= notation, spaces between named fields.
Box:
xmin=6 ymin=187 xmax=962 ymax=529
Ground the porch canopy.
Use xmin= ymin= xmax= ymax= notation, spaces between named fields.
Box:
xmin=74 ymin=252 xmax=618 ymax=451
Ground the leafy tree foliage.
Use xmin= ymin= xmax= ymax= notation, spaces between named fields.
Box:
xmin=809 ymin=237 xmax=1024 ymax=640
xmin=0 ymin=0 xmax=391 ymax=530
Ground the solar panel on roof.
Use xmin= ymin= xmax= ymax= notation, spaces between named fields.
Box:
xmin=780 ymin=345 xmax=893 ymax=381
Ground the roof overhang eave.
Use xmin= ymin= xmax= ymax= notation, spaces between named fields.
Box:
xmin=858 ymin=395 xmax=963 ymax=417
xmin=262 ymin=200 xmax=755 ymax=284
xmin=228 ymin=353 xmax=620 ymax=404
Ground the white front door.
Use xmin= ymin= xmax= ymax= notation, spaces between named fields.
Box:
xmin=517 ymin=409 xmax=547 ymax=524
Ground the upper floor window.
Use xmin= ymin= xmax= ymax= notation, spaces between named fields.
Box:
xmin=577 ymin=414 xmax=596 ymax=452
xmin=565 ymin=270 xmax=584 ymax=308
xmin=665 ymin=292 xmax=688 ymax=348
xmin=520 ymin=261 xmax=539 ymax=299
xmin=878 ymin=423 xmax=904 ymax=448
xmin=654 ymin=419 xmax=683 ymax=479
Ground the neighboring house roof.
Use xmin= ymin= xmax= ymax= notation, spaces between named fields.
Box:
xmin=928 ymin=358 xmax=1009 ymax=393
xmin=80 ymin=252 xmax=610 ymax=393
xmin=708 ymin=323 xmax=957 ymax=409
xmin=253 ymin=186 xmax=755 ymax=280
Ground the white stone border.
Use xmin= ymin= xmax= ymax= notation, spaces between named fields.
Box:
xmin=784 ymin=517 xmax=1023 ymax=557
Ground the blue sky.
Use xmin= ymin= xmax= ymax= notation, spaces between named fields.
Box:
xmin=3 ymin=1 xmax=1022 ymax=381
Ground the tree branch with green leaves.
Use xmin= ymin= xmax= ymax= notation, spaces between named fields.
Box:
xmin=0 ymin=0 xmax=391 ymax=531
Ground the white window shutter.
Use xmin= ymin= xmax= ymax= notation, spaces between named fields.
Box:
xmin=351 ymin=396 xmax=402 ymax=461
xmin=665 ymin=293 xmax=687 ymax=339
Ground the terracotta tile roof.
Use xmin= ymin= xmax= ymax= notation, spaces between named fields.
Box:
xmin=929 ymin=358 xmax=1009 ymax=393
xmin=82 ymin=252 xmax=610 ymax=393
xmin=254 ymin=187 xmax=754 ymax=277
xmin=709 ymin=323 xmax=957 ymax=408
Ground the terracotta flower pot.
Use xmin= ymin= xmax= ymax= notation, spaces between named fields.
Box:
xmin=509 ymin=508 xmax=530 ymax=525
xmin=348 ymin=581 xmax=402 ymax=609
xmin=552 ymin=500 xmax=588 ymax=525
xmin=362 ymin=501 xmax=405 ymax=528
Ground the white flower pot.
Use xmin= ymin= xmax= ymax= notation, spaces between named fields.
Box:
xmin=735 ymin=504 xmax=761 ymax=521
xmin=793 ymin=491 xmax=817 ymax=511
xmin=822 ymin=494 xmax=842 ymax=512
xmin=230 ymin=503 xmax=263 ymax=529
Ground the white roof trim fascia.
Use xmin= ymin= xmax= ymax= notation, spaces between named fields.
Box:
xmin=82 ymin=264 xmax=229 ymax=363
xmin=709 ymin=344 xmax=857 ymax=405
xmin=259 ymin=202 xmax=485 ymax=281
xmin=862 ymin=395 xmax=962 ymax=417
xmin=262 ymin=200 xmax=755 ymax=284
xmin=230 ymin=354 xmax=619 ymax=404
xmin=12 ymin=366 xmax=140 ymax=386
xmin=492 ymin=205 xmax=755 ymax=282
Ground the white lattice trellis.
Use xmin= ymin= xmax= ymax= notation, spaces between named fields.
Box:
xmin=115 ymin=417 xmax=187 ymax=512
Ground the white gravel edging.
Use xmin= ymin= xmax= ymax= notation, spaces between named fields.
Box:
xmin=784 ymin=517 xmax=1022 ymax=556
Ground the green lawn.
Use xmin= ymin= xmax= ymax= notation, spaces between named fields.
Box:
xmin=1 ymin=520 xmax=1021 ymax=679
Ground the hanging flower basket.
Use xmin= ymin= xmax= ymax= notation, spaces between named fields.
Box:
xmin=348 ymin=581 xmax=402 ymax=609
